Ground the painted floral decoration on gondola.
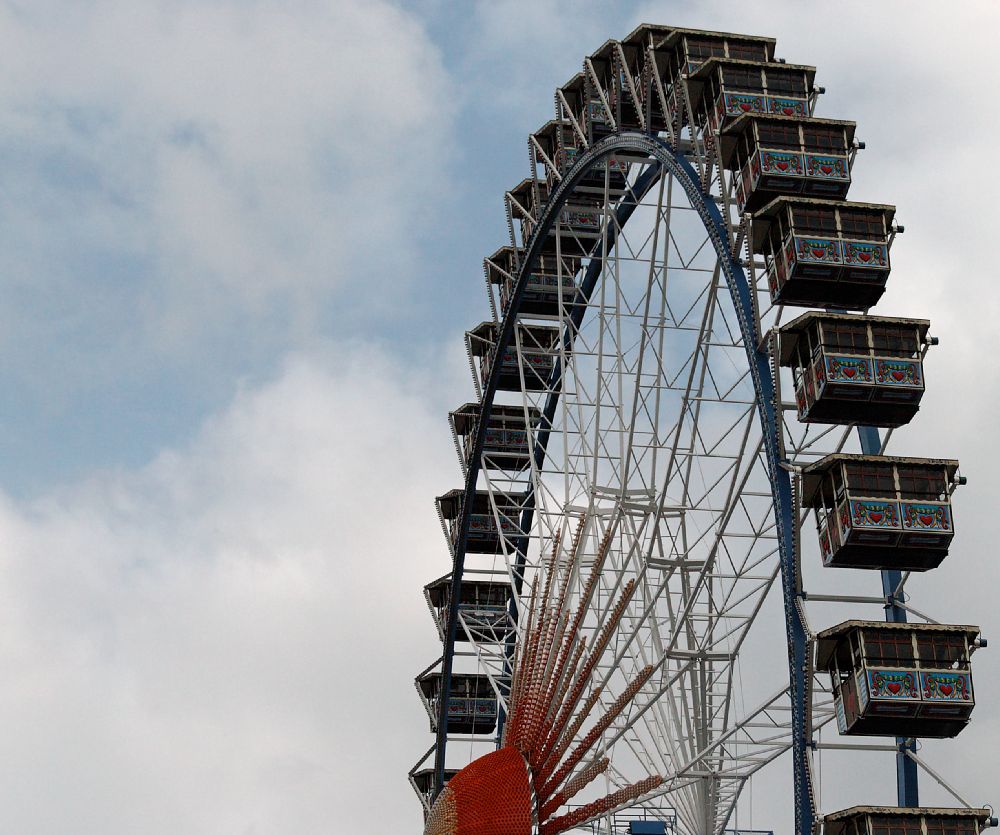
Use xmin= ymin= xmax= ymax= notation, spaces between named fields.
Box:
xmin=921 ymin=672 xmax=971 ymax=702
xmin=850 ymin=500 xmax=899 ymax=529
xmin=768 ymin=97 xmax=806 ymax=117
xmin=724 ymin=92 xmax=765 ymax=115
xmin=869 ymin=670 xmax=918 ymax=700
xmin=806 ymin=154 xmax=848 ymax=178
xmin=761 ymin=150 xmax=802 ymax=175
xmin=875 ymin=360 xmax=920 ymax=387
xmin=844 ymin=241 xmax=888 ymax=267
xmin=796 ymin=237 xmax=840 ymax=263
xmin=901 ymin=503 xmax=951 ymax=532
xmin=819 ymin=528 xmax=833 ymax=558
xmin=826 ymin=356 xmax=873 ymax=383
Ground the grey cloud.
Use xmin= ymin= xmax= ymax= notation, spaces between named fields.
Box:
xmin=0 ymin=345 xmax=469 ymax=834
xmin=0 ymin=0 xmax=456 ymax=347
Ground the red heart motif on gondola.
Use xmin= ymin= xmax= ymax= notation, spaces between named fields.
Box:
xmin=941 ymin=684 xmax=954 ymax=696
xmin=887 ymin=682 xmax=901 ymax=694
xmin=859 ymin=252 xmax=871 ymax=262
xmin=812 ymin=247 xmax=826 ymax=258
xmin=843 ymin=367 xmax=856 ymax=378
xmin=892 ymin=370 xmax=905 ymax=381
xmin=920 ymin=514 xmax=934 ymax=526
xmin=774 ymin=162 xmax=787 ymax=172
xmin=783 ymin=107 xmax=794 ymax=115
xmin=821 ymin=165 xmax=833 ymax=174
xmin=740 ymin=103 xmax=752 ymax=111
xmin=869 ymin=512 xmax=883 ymax=523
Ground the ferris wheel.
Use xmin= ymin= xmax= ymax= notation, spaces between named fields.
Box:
xmin=409 ymin=24 xmax=993 ymax=835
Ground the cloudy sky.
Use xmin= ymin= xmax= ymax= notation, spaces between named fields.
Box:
xmin=1 ymin=1 xmax=998 ymax=833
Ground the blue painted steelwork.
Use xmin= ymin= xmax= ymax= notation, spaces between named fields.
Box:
xmin=856 ymin=423 xmax=920 ymax=807
xmin=629 ymin=821 xmax=667 ymax=835
xmin=433 ymin=133 xmax=814 ymax=834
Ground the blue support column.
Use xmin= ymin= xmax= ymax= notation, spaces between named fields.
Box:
xmin=857 ymin=424 xmax=919 ymax=807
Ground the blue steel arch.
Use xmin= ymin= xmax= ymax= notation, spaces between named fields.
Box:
xmin=434 ymin=132 xmax=813 ymax=834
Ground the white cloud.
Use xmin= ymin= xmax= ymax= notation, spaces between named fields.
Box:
xmin=0 ymin=0 xmax=456 ymax=349
xmin=458 ymin=0 xmax=616 ymax=115
xmin=0 ymin=343 xmax=468 ymax=834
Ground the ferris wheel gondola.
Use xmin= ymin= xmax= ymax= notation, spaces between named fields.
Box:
xmin=409 ymin=24 xmax=993 ymax=835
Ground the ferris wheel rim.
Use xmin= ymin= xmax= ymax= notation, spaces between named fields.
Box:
xmin=432 ymin=131 xmax=814 ymax=832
